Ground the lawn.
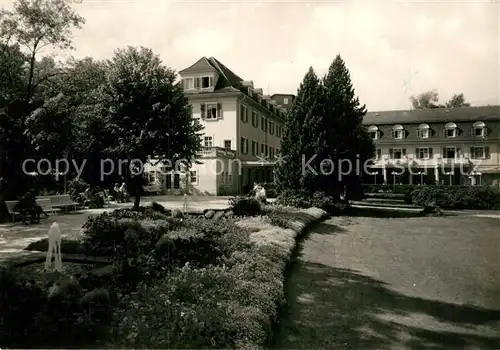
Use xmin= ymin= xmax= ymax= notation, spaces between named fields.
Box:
xmin=273 ymin=215 xmax=500 ymax=349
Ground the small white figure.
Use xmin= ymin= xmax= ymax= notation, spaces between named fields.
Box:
xmin=45 ymin=221 xmax=62 ymax=272
xmin=183 ymin=193 xmax=188 ymax=213
xmin=254 ymin=183 xmax=267 ymax=204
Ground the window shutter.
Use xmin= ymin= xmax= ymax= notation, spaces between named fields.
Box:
xmin=429 ymin=148 xmax=433 ymax=158
xmin=209 ymin=76 xmax=214 ymax=87
xmin=402 ymin=148 xmax=406 ymax=156
xmin=403 ymin=130 xmax=407 ymax=138
xmin=484 ymin=127 xmax=489 ymax=137
xmin=246 ymin=107 xmax=249 ymax=122
xmin=377 ymin=149 xmax=381 ymax=159
xmin=469 ymin=147 xmax=474 ymax=159
xmin=415 ymin=148 xmax=420 ymax=159
xmin=416 ymin=129 xmax=420 ymax=138
xmin=217 ymin=103 xmax=222 ymax=119
xmin=442 ymin=147 xmax=446 ymax=158
xmin=200 ymin=103 xmax=206 ymax=118
xmin=389 ymin=148 xmax=393 ymax=158
xmin=391 ymin=130 xmax=395 ymax=138
xmin=485 ymin=147 xmax=490 ymax=159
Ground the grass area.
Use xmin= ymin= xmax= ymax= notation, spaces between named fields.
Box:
xmin=272 ymin=216 xmax=500 ymax=349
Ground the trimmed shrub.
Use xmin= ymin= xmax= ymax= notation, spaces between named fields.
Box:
xmin=276 ymin=190 xmax=341 ymax=214
xmin=25 ymin=238 xmax=85 ymax=254
xmin=229 ymin=196 xmax=262 ymax=216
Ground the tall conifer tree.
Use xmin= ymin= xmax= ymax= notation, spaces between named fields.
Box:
xmin=322 ymin=54 xmax=374 ymax=198
xmin=275 ymin=67 xmax=323 ymax=195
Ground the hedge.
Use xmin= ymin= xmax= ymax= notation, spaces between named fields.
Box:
xmin=363 ymin=184 xmax=500 ymax=210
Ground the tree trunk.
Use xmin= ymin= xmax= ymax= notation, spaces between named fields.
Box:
xmin=133 ymin=194 xmax=141 ymax=210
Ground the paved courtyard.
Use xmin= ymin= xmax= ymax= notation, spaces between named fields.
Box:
xmin=0 ymin=195 xmax=231 ymax=263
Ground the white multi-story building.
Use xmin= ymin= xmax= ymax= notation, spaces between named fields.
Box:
xmin=151 ymin=56 xmax=290 ymax=195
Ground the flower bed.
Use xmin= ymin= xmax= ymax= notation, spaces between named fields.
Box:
xmin=2 ymin=202 xmax=327 ymax=348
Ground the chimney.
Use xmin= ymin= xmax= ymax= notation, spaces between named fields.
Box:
xmin=241 ymin=80 xmax=254 ymax=88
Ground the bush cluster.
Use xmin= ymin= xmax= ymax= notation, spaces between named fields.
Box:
xmin=0 ymin=266 xmax=112 ymax=348
xmin=275 ymin=190 xmax=344 ymax=214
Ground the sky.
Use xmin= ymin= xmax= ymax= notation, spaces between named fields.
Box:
xmin=2 ymin=0 xmax=499 ymax=111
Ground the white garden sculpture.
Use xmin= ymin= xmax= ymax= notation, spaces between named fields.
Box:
xmin=44 ymin=221 xmax=62 ymax=272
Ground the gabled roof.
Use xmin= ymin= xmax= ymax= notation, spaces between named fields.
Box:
xmin=178 ymin=56 xmax=216 ymax=75
xmin=179 ymin=56 xmax=245 ymax=92
xmin=364 ymin=105 xmax=500 ymax=125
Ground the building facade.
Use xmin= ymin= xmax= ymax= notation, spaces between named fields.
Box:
xmin=363 ymin=106 xmax=500 ymax=186
xmin=153 ymin=56 xmax=288 ymax=195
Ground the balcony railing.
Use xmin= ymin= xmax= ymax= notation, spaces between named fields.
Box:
xmin=200 ymin=146 xmax=236 ymax=159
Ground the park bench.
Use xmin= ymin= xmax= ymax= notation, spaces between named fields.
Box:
xmin=48 ymin=194 xmax=79 ymax=211
xmin=36 ymin=198 xmax=61 ymax=215
xmin=143 ymin=184 xmax=162 ymax=195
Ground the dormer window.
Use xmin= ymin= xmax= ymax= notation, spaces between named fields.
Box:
xmin=417 ymin=123 xmax=430 ymax=138
xmin=472 ymin=121 xmax=486 ymax=137
xmin=444 ymin=122 xmax=457 ymax=138
xmin=391 ymin=124 xmax=405 ymax=139
xmin=183 ymin=76 xmax=215 ymax=91
xmin=368 ymin=125 xmax=380 ymax=140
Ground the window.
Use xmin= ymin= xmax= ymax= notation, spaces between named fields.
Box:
xmin=368 ymin=125 xmax=380 ymax=140
xmin=173 ymin=173 xmax=180 ymax=189
xmin=470 ymin=146 xmax=486 ymax=159
xmin=283 ymin=98 xmax=289 ymax=104
xmin=417 ymin=123 xmax=430 ymax=138
xmin=472 ymin=121 xmax=486 ymax=137
xmin=190 ymin=171 xmax=198 ymax=184
xmin=269 ymin=147 xmax=274 ymax=159
xmin=390 ymin=148 xmax=405 ymax=159
xmin=251 ymin=140 xmax=258 ymax=155
xmin=201 ymin=76 xmax=212 ymax=88
xmin=240 ymin=105 xmax=248 ymax=123
xmin=240 ymin=137 xmax=248 ymax=154
xmin=204 ymin=136 xmax=213 ymax=147
xmin=269 ymin=121 xmax=275 ymax=135
xmin=276 ymin=148 xmax=280 ymax=157
xmin=445 ymin=122 xmax=457 ymax=138
xmin=391 ymin=125 xmax=405 ymax=139
xmin=277 ymin=125 xmax=282 ymax=137
xmin=376 ymin=149 xmax=381 ymax=160
xmin=166 ymin=174 xmax=172 ymax=189
xmin=224 ymin=140 xmax=232 ymax=150
xmin=444 ymin=147 xmax=456 ymax=159
xmin=201 ymin=102 xmax=220 ymax=120
xmin=251 ymin=111 xmax=258 ymax=127
xmin=417 ymin=147 xmax=430 ymax=160
xmin=261 ymin=116 xmax=267 ymax=132
xmin=265 ymin=144 xmax=268 ymax=157
xmin=182 ymin=78 xmax=194 ymax=90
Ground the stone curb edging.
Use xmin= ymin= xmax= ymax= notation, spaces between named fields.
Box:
xmin=234 ymin=206 xmax=328 ymax=349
